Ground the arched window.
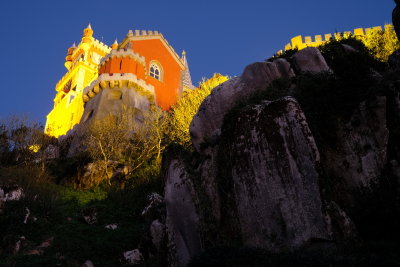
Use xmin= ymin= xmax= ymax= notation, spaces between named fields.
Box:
xmin=149 ymin=62 xmax=162 ymax=81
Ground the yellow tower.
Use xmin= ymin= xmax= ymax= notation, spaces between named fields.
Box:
xmin=45 ymin=25 xmax=111 ymax=137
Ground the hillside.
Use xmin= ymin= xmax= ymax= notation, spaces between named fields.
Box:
xmin=2 ymin=34 xmax=400 ymax=267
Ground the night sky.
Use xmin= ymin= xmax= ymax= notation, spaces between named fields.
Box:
xmin=0 ymin=0 xmax=395 ymax=123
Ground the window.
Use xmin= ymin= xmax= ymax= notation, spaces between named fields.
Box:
xmin=149 ymin=62 xmax=162 ymax=81
xmin=63 ymin=80 xmax=72 ymax=93
xmin=69 ymin=95 xmax=75 ymax=104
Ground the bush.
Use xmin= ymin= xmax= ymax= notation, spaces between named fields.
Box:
xmin=166 ymin=73 xmax=229 ymax=149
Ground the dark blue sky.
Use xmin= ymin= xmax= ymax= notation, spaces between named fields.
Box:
xmin=0 ymin=0 xmax=394 ymax=123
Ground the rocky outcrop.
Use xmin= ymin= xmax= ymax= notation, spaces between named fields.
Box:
xmin=160 ymin=44 xmax=400 ymax=265
xmin=81 ymin=260 xmax=95 ymax=267
xmin=141 ymin=193 xmax=164 ymax=219
xmin=324 ymin=201 xmax=357 ymax=241
xmin=389 ymin=50 xmax=400 ymax=70
xmin=190 ymin=47 xmax=332 ymax=151
xmin=150 ymin=219 xmax=166 ymax=252
xmin=321 ymin=96 xmax=388 ymax=207
xmin=163 ymin=154 xmax=202 ymax=267
xmin=291 ymin=47 xmax=331 ymax=74
xmin=393 ymin=0 xmax=400 ymax=40
xmin=123 ymin=249 xmax=144 ymax=265
xmin=218 ymin=97 xmax=328 ymax=250
xmin=190 ymin=59 xmax=295 ymax=151
xmin=73 ymin=160 xmax=132 ymax=188
xmin=163 ymin=97 xmax=335 ymax=260
xmin=0 ymin=184 xmax=24 ymax=202
xmin=82 ymin=207 xmax=97 ymax=225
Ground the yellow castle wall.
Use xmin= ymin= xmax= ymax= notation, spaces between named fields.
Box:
xmin=279 ymin=25 xmax=388 ymax=54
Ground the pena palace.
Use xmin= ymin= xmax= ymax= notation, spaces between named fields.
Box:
xmin=45 ymin=24 xmax=194 ymax=137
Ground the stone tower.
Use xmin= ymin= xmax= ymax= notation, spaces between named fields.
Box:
xmin=45 ymin=25 xmax=111 ymax=137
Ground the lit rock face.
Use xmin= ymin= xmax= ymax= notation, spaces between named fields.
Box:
xmin=218 ymin=97 xmax=328 ymax=250
xmin=164 ymin=156 xmax=202 ymax=267
xmin=291 ymin=47 xmax=331 ymax=74
xmin=322 ymin=96 xmax=388 ymax=206
xmin=190 ymin=59 xmax=295 ymax=151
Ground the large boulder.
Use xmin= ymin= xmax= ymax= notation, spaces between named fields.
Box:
xmin=190 ymin=59 xmax=295 ymax=151
xmin=218 ymin=97 xmax=328 ymax=250
xmin=123 ymin=249 xmax=144 ymax=265
xmin=163 ymin=152 xmax=202 ymax=267
xmin=141 ymin=193 xmax=165 ymax=221
xmin=291 ymin=47 xmax=331 ymax=74
xmin=0 ymin=184 xmax=24 ymax=202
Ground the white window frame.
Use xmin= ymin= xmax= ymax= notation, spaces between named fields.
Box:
xmin=149 ymin=61 xmax=163 ymax=81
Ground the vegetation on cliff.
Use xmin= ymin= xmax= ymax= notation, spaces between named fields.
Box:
xmin=166 ymin=73 xmax=229 ymax=148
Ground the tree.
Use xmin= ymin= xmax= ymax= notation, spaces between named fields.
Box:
xmin=83 ymin=105 xmax=167 ymax=185
xmin=167 ymin=73 xmax=229 ymax=148
xmin=0 ymin=115 xmax=56 ymax=169
xmin=362 ymin=24 xmax=400 ymax=61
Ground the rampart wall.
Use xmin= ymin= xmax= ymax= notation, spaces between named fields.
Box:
xmin=279 ymin=25 xmax=391 ymax=54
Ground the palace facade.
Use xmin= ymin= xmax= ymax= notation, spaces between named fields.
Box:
xmin=45 ymin=25 xmax=193 ymax=137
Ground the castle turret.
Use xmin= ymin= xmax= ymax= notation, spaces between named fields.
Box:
xmin=81 ymin=24 xmax=93 ymax=50
xmin=181 ymin=50 xmax=194 ymax=91
xmin=45 ymin=24 xmax=111 ymax=137
xmin=111 ymin=39 xmax=119 ymax=50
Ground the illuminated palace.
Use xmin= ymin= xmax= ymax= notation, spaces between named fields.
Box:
xmin=45 ymin=25 xmax=193 ymax=137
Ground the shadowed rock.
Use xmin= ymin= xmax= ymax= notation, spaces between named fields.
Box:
xmin=393 ymin=0 xmax=400 ymax=40
xmin=164 ymin=153 xmax=202 ymax=267
xmin=321 ymin=96 xmax=388 ymax=207
xmin=218 ymin=97 xmax=328 ymax=250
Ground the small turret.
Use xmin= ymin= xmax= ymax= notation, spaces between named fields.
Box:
xmin=83 ymin=23 xmax=93 ymax=37
xmin=64 ymin=43 xmax=76 ymax=69
xmin=111 ymin=39 xmax=119 ymax=50
xmin=181 ymin=50 xmax=194 ymax=90
xmin=81 ymin=24 xmax=93 ymax=50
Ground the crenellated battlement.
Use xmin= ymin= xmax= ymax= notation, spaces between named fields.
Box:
xmin=82 ymin=73 xmax=155 ymax=103
xmin=70 ymin=39 xmax=111 ymax=61
xmin=121 ymin=29 xmax=184 ymax=69
xmin=125 ymin=29 xmax=163 ymax=38
xmin=56 ymin=38 xmax=111 ymax=90
xmin=99 ymin=48 xmax=145 ymax=67
xmin=281 ymin=25 xmax=389 ymax=53
xmin=91 ymin=39 xmax=112 ymax=53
